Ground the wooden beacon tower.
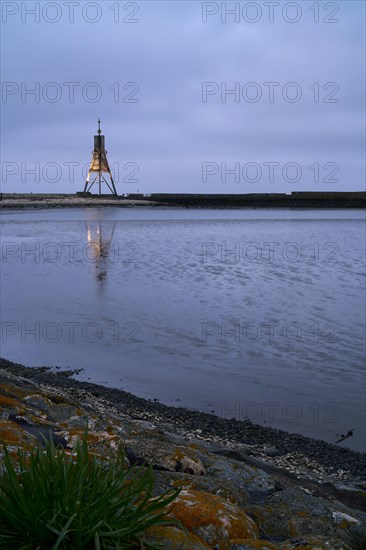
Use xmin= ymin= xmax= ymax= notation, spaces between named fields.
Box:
xmin=84 ymin=119 xmax=117 ymax=196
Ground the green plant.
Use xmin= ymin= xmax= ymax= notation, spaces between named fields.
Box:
xmin=0 ymin=435 xmax=181 ymax=549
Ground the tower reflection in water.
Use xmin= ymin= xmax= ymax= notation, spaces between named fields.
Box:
xmin=85 ymin=220 xmax=116 ymax=287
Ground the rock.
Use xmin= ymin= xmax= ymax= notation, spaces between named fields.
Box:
xmin=215 ymin=541 xmax=279 ymax=549
xmin=266 ymin=449 xmax=281 ymax=457
xmin=248 ymin=486 xmax=366 ymax=544
xmin=170 ymin=489 xmax=259 ymax=545
xmin=55 ymin=428 xmax=122 ymax=454
xmin=203 ymin=452 xmax=275 ymax=500
xmin=331 ymin=510 xmax=360 ymax=527
xmin=274 ymin=480 xmax=283 ymax=491
xmin=144 ymin=525 xmax=209 ymax=549
xmin=279 ymin=535 xmax=353 ymax=549
xmin=248 ymin=502 xmax=334 ymax=541
xmin=0 ymin=419 xmax=37 ymax=448
xmin=124 ymin=439 xmax=206 ymax=475
xmin=0 ymin=391 xmax=26 ymax=415
xmin=152 ymin=469 xmax=251 ymax=508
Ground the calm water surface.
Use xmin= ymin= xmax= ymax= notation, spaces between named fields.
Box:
xmin=1 ymin=208 xmax=365 ymax=451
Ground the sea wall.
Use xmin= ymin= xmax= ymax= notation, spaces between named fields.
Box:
xmin=146 ymin=192 xmax=366 ymax=208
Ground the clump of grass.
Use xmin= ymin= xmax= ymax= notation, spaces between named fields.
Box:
xmin=0 ymin=435 xmax=180 ymax=549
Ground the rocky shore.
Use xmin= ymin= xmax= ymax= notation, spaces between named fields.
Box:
xmin=1 ymin=358 xmax=365 ymax=549
xmin=1 ymin=192 xmax=365 ymax=209
xmin=0 ymin=194 xmax=157 ymax=209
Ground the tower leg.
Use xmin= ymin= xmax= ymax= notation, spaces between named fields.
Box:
xmin=85 ymin=175 xmax=98 ymax=192
xmin=84 ymin=169 xmax=117 ymax=196
xmin=108 ymin=170 xmax=118 ymax=196
xmin=101 ymin=174 xmax=117 ymax=196
xmin=84 ymin=170 xmax=92 ymax=193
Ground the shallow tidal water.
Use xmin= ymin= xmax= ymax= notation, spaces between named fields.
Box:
xmin=1 ymin=207 xmax=365 ymax=452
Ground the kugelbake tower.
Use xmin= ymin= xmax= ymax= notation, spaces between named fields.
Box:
xmin=84 ymin=119 xmax=117 ymax=196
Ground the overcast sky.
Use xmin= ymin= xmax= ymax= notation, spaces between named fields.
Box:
xmin=1 ymin=0 xmax=365 ymax=194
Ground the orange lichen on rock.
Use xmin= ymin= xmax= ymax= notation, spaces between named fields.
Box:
xmin=24 ymin=413 xmax=54 ymax=427
xmin=171 ymin=447 xmax=206 ymax=475
xmin=0 ymin=419 xmax=37 ymax=447
xmin=170 ymin=489 xmax=259 ymax=546
xmin=23 ymin=393 xmax=55 ymax=408
xmin=0 ymin=383 xmax=32 ymax=400
xmin=0 ymin=393 xmax=25 ymax=413
xmin=56 ymin=428 xmax=122 ymax=451
xmin=145 ymin=525 xmax=210 ymax=549
xmin=172 ymin=479 xmax=193 ymax=489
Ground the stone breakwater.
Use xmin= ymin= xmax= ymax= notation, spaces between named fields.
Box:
xmin=0 ymin=358 xmax=365 ymax=549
